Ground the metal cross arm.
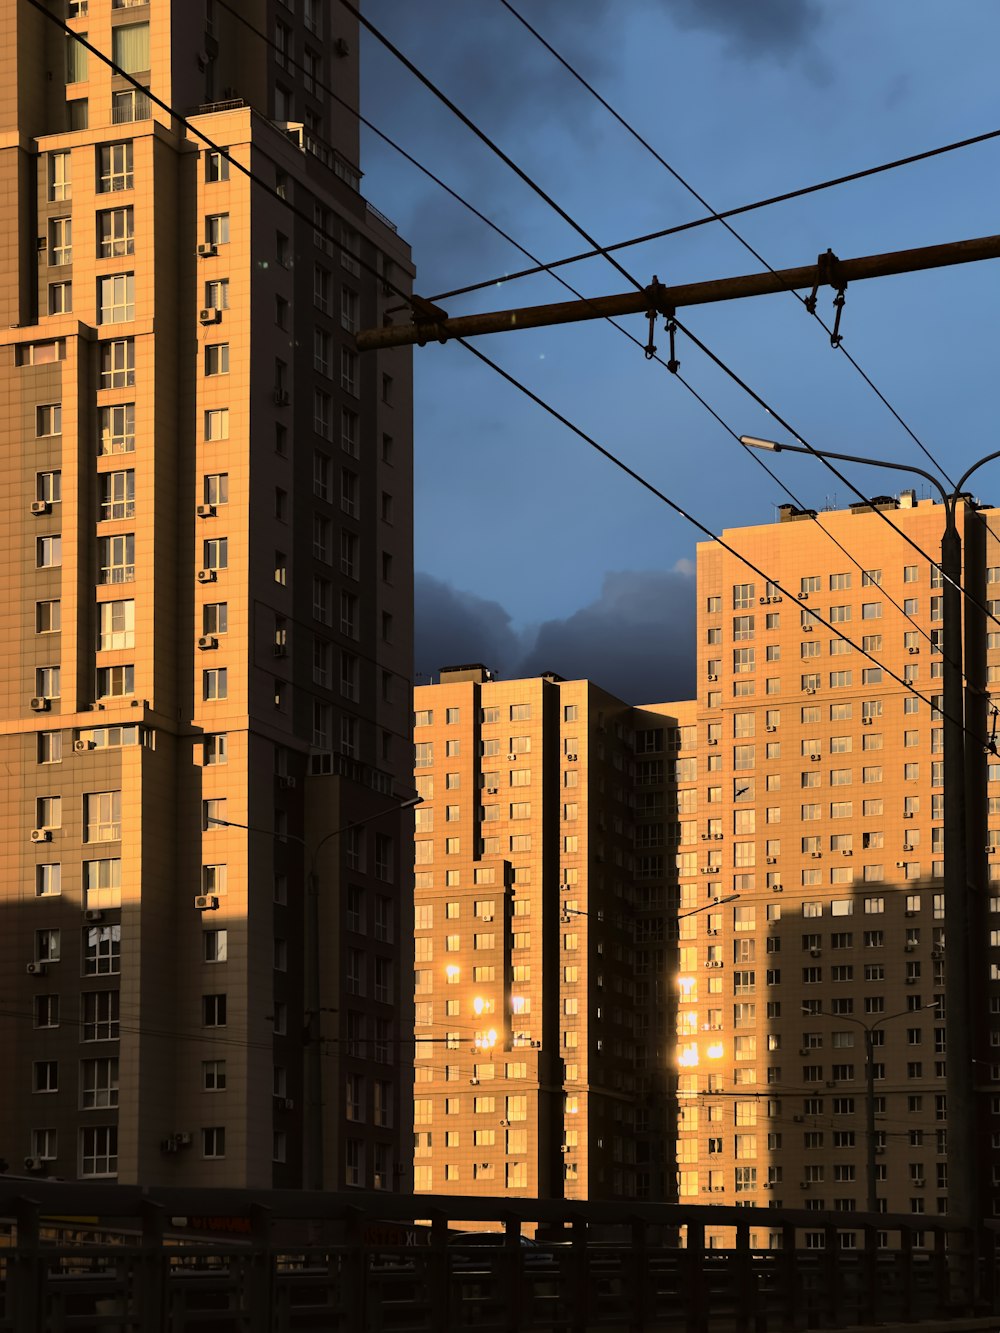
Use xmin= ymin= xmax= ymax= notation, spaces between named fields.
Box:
xmin=356 ymin=231 xmax=1000 ymax=352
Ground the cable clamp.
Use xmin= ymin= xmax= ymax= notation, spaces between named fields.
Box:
xmin=665 ymin=306 xmax=680 ymax=374
xmin=644 ymin=275 xmax=662 ymax=359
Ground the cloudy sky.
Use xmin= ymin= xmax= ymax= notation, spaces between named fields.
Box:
xmin=357 ymin=1 xmax=1000 ymax=703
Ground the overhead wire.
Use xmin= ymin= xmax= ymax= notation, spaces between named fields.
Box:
xmin=38 ymin=0 xmax=977 ymax=738
xmin=341 ymin=0 xmax=999 ymax=652
xmin=214 ymin=0 xmax=946 ymax=660
xmin=496 ymin=0 xmax=954 ymax=488
xmin=424 ymin=125 xmax=1000 ymax=305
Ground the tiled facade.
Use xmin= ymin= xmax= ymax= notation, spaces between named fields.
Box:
xmin=0 ymin=0 xmax=415 ymax=1191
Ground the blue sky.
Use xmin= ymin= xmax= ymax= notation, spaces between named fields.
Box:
xmin=358 ymin=1 xmax=1000 ymax=701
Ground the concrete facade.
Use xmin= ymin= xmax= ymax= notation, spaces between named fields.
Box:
xmin=0 ymin=0 xmax=415 ymax=1191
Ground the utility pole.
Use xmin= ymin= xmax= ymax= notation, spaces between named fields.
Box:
xmin=357 ymin=231 xmax=1000 ymax=351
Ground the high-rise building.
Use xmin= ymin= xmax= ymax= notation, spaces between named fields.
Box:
xmin=0 ymin=0 xmax=415 ymax=1190
xmin=677 ymin=493 xmax=996 ymax=1241
xmin=413 ymin=495 xmax=1000 ymax=1236
xmin=412 ymin=666 xmax=665 ymax=1203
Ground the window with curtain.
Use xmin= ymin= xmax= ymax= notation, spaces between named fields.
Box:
xmin=112 ymin=23 xmax=150 ymax=73
xmin=67 ymin=34 xmax=89 ymax=83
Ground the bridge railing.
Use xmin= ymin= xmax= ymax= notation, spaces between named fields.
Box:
xmin=0 ymin=1183 xmax=995 ymax=1332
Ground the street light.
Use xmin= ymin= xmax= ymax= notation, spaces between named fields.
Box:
xmin=207 ymin=793 xmax=421 ymax=1188
xmin=744 ymin=433 xmax=1000 ymax=1225
xmin=802 ymin=1002 xmax=939 ymax=1214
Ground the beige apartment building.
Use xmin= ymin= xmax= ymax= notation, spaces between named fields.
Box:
xmin=415 ymin=496 xmax=1000 ymax=1234
xmin=412 ymin=667 xmax=661 ymax=1204
xmin=0 ymin=0 xmax=415 ymax=1190
xmin=676 ymin=493 xmax=998 ymax=1243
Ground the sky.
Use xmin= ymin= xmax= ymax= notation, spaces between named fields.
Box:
xmin=357 ymin=1 xmax=1000 ymax=703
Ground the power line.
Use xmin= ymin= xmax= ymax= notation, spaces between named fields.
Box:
xmin=455 ymin=334 xmax=984 ymax=746
xmin=495 ymin=0 xmax=953 ymax=486
xmin=206 ymin=0 xmax=948 ymax=662
xmin=32 ymin=0 xmax=980 ymax=729
xmin=343 ymin=0 xmax=983 ymax=641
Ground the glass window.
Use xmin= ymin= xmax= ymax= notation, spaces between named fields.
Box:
xmin=112 ymin=22 xmax=150 ymax=72
xmin=98 ymin=142 xmax=133 ymax=193
xmin=98 ymin=273 xmax=134 ymax=323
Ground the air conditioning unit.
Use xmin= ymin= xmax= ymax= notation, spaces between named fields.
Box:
xmin=707 ymin=928 xmax=719 ymax=937
xmin=508 ymin=753 xmax=517 ymax=761
xmin=709 ymin=737 xmax=718 ymax=745
xmin=706 ymin=960 xmax=723 ymax=968
xmin=199 ymin=307 xmax=222 ymax=324
xmin=903 ymin=811 xmax=914 ymax=818
xmin=197 ymin=243 xmax=218 ymax=258
xmin=798 ymin=592 xmax=808 ymax=601
xmin=84 ymin=909 xmax=104 ymax=922
xmin=842 ymin=849 xmax=853 ymax=856
xmin=793 ymin=1115 xmax=805 ymax=1123
xmin=30 ymin=828 xmax=51 ymax=843
xmin=74 ymin=739 xmax=94 ymax=753
xmin=701 ymin=832 xmax=710 ymax=840
xmin=766 ymin=856 xmax=777 ymax=864
xmin=810 ymin=851 xmax=822 ymax=859
xmin=26 ymin=962 xmax=47 ymax=976
xmin=988 ymin=846 xmax=997 ymax=855
xmin=905 ymin=943 xmax=915 ymax=953
xmin=196 ymin=503 xmax=216 ymax=518
xmin=914 ymin=1179 xmax=926 ymax=1188
xmin=825 ymin=1080 xmax=837 ymax=1089
xmin=197 ymin=635 xmax=218 ymax=650
xmin=197 ymin=568 xmax=217 ymax=583
xmin=30 ymin=697 xmax=50 ymax=711
xmin=273 ymin=389 xmax=290 ymax=406
xmin=931 ymin=950 xmax=943 ymax=960
xmin=862 ymin=717 xmax=873 ymax=725
xmin=908 ymin=647 xmax=919 ymax=655
xmin=277 ymin=775 xmax=296 ymax=790
xmin=896 ymin=861 xmax=906 ymax=868
xmin=194 ymin=894 xmax=220 ymax=911
xmin=30 ymin=500 xmax=50 ymax=516
xmin=707 ymin=673 xmax=718 ymax=682
xmin=334 ymin=36 xmax=351 ymax=56
xmin=903 ymin=845 xmax=914 ymax=853
xmin=763 ymin=1181 xmax=773 ymax=1189
xmin=803 ymin=625 xmax=813 ymax=633
xmin=905 ymin=977 xmax=917 ymax=985
xmin=766 ymin=725 xmax=776 ymax=733
xmin=810 ymin=753 xmax=821 ymax=761
xmin=799 ymin=1048 xmax=810 ymax=1056
xmin=805 ymin=688 xmax=816 ymax=695
xmin=487 ymin=787 xmax=498 ymax=794
xmin=799 ymin=1182 xmax=810 ymax=1190
xmin=809 ymin=947 xmax=821 ymax=958
xmin=875 ymin=1147 xmax=886 ymax=1155
xmin=713 ymin=833 xmax=723 ymax=841
xmin=470 ymin=1077 xmax=480 ymax=1086
xmin=566 ymin=754 xmax=578 ymax=762
xmin=23 ymin=1157 xmax=43 ymax=1171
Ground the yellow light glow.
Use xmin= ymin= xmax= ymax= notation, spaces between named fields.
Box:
xmin=677 ymin=976 xmax=696 ymax=996
xmin=707 ymin=1042 xmax=724 ymax=1060
xmin=677 ymin=1042 xmax=700 ymax=1067
xmin=472 ymin=996 xmax=485 ymax=1015
xmin=446 ymin=965 xmax=460 ymax=979
xmin=474 ymin=1027 xmax=498 ymax=1050
xmin=511 ymin=995 xmax=526 ymax=1013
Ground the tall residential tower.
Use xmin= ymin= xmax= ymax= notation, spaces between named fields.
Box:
xmin=0 ymin=0 xmax=415 ymax=1191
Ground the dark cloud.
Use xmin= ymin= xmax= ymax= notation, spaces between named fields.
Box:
xmin=415 ymin=567 xmax=697 ymax=705
xmin=666 ymin=0 xmax=825 ymax=59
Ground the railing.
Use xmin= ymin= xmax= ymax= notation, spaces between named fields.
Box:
xmin=0 ymin=1184 xmax=996 ymax=1332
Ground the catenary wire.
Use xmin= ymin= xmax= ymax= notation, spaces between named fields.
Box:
xmin=455 ymin=334 xmax=985 ymax=746
xmin=496 ymin=0 xmax=954 ymax=487
xmin=209 ymin=3 xmax=946 ymax=663
xmin=425 ymin=127 xmax=1000 ymax=305
xmin=31 ymin=2 xmax=981 ymax=727
xmin=339 ymin=0 xmax=992 ymax=640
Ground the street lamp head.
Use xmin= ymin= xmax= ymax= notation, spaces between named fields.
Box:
xmin=740 ymin=435 xmax=782 ymax=452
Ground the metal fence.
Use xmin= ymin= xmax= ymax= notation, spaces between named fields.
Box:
xmin=0 ymin=1183 xmax=995 ymax=1332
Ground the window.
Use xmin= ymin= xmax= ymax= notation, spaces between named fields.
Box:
xmin=36 ymin=404 xmax=62 ymax=438
xmin=80 ymin=1057 xmax=119 ymax=1109
xmin=206 ymin=150 xmax=230 ymax=182
xmin=36 ymin=471 xmax=62 ymax=507
xmin=49 ymin=216 xmax=72 ymax=266
xmin=100 ymin=339 xmax=135 ymax=389
xmin=96 ymin=665 xmax=134 ymax=698
xmin=205 ymin=279 xmax=229 ymax=311
xmin=202 ymin=1127 xmax=226 ymax=1159
xmin=205 ymin=212 xmax=230 ymax=246
xmin=38 ymin=731 xmax=62 ymax=764
xmin=84 ymin=790 xmax=121 ymax=842
xmin=36 ymin=600 xmax=61 ymax=634
xmin=36 ymin=535 xmax=61 ymax=568
xmin=203 ymin=668 xmax=227 ymax=701
xmin=81 ymin=1126 xmax=117 ymax=1177
xmin=99 ymin=469 xmax=135 ymax=521
xmin=98 ymin=142 xmax=133 ymax=193
xmin=84 ymin=858 xmax=121 ymax=909
xmin=49 ymin=150 xmax=71 ymax=202
xmin=83 ymin=923 xmax=120 ymax=975
xmin=341 ymin=347 xmax=358 ymax=395
xmin=98 ymin=207 xmax=134 ymax=257
xmin=98 ymin=533 xmax=134 ymax=583
xmin=98 ymin=273 xmax=134 ymax=323
xmin=48 ymin=280 xmax=72 ymax=315
xmin=203 ymin=538 xmax=227 ymax=571
xmin=112 ymin=22 xmax=149 ymax=71
xmin=36 ymin=667 xmax=60 ymax=699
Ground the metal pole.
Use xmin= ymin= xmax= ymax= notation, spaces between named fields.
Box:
xmin=942 ymin=513 xmax=976 ymax=1226
xmin=864 ymin=1027 xmax=877 ymax=1215
xmin=358 ymin=232 xmax=1000 ymax=351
